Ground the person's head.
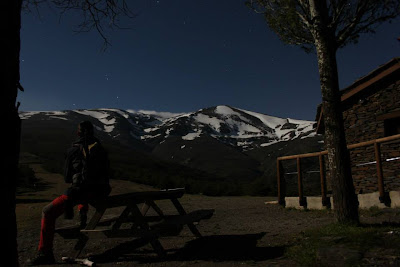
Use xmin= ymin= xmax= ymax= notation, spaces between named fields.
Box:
xmin=77 ymin=121 xmax=94 ymax=137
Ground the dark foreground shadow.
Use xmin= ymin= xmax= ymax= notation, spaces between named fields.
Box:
xmin=361 ymin=222 xmax=400 ymax=228
xmin=16 ymin=198 xmax=50 ymax=204
xmin=93 ymin=233 xmax=285 ymax=264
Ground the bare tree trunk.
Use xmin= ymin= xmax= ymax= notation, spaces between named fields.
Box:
xmin=2 ymin=0 xmax=22 ymax=266
xmin=309 ymin=0 xmax=359 ymax=224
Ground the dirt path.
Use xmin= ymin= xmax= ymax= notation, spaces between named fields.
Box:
xmin=17 ymin=154 xmax=336 ymax=266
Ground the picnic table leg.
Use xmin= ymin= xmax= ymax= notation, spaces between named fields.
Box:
xmin=72 ymin=207 xmax=106 ymax=258
xmin=141 ymin=200 xmax=164 ymax=217
xmin=130 ymin=204 xmax=166 ymax=257
xmin=112 ymin=206 xmax=132 ymax=231
xmin=170 ymin=198 xmax=202 ymax=238
xmin=72 ymin=235 xmax=89 ymax=259
xmin=141 ymin=203 xmax=150 ymax=215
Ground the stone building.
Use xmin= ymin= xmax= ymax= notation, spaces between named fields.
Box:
xmin=316 ymin=57 xmax=400 ymax=194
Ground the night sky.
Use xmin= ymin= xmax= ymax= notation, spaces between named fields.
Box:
xmin=19 ymin=0 xmax=400 ymax=121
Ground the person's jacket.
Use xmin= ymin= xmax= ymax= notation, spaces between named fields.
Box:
xmin=64 ymin=136 xmax=110 ymax=192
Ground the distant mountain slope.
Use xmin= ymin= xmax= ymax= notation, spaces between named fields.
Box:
xmin=134 ymin=105 xmax=316 ymax=150
xmin=19 ymin=106 xmax=323 ymax=195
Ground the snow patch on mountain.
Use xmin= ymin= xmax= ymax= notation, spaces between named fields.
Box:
xmin=195 ymin=114 xmax=221 ymax=131
xmin=137 ymin=105 xmax=316 ymax=150
xmin=20 ymin=111 xmax=68 ymax=120
xmin=237 ymin=107 xmax=314 ymax=140
xmin=127 ymin=109 xmax=184 ymax=121
xmin=73 ymin=110 xmax=116 ymax=133
xmin=215 ymin=105 xmax=241 ymax=116
xmin=20 ymin=105 xmax=317 ymax=150
xmin=182 ymin=131 xmax=202 ymax=140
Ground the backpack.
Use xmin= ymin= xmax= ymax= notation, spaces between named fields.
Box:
xmin=78 ymin=141 xmax=110 ymax=186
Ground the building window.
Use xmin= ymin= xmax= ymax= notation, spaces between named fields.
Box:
xmin=384 ymin=117 xmax=400 ymax=137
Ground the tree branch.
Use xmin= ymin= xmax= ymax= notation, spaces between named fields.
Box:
xmin=336 ymin=0 xmax=400 ymax=48
xmin=24 ymin=0 xmax=135 ymax=50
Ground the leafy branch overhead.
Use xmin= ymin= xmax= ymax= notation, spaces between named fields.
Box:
xmin=23 ymin=0 xmax=135 ymax=49
xmin=246 ymin=0 xmax=400 ymax=52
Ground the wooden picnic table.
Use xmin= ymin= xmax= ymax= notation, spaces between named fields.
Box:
xmin=56 ymin=188 xmax=214 ymax=263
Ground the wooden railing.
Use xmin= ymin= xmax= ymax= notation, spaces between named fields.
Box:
xmin=276 ymin=133 xmax=400 ymax=207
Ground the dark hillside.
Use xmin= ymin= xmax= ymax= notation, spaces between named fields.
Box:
xmin=20 ymin=113 xmax=250 ymax=195
xmin=19 ymin=109 xmax=323 ymax=196
xmin=152 ymin=135 xmax=262 ymax=181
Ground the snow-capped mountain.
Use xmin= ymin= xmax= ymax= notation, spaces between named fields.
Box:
xmin=136 ymin=105 xmax=316 ymax=150
xmin=19 ymin=106 xmax=322 ymax=195
xmin=20 ymin=105 xmax=316 ymax=150
xmin=21 ymin=105 xmax=316 ymax=150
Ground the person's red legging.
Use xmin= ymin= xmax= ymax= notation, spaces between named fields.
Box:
xmin=38 ymin=195 xmax=88 ymax=252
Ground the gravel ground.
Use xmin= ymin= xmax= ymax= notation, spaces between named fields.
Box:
xmin=17 ymin=157 xmax=400 ymax=266
xmin=16 ymin=155 xmax=338 ymax=267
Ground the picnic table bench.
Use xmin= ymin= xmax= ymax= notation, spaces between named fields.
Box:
xmin=55 ymin=188 xmax=214 ymax=264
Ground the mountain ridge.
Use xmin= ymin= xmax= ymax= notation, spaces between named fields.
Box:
xmin=20 ymin=105 xmax=316 ymax=150
xmin=19 ymin=105 xmax=323 ymax=196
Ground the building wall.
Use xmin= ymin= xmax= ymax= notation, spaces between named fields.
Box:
xmin=342 ymin=79 xmax=400 ymax=193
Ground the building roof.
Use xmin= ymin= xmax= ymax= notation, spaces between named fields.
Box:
xmin=316 ymin=57 xmax=400 ymax=134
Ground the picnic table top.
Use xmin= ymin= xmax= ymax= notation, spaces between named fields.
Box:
xmin=57 ymin=188 xmax=214 ymax=262
xmin=91 ymin=188 xmax=186 ymax=208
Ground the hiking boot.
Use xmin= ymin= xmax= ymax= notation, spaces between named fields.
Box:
xmin=27 ymin=250 xmax=55 ymax=265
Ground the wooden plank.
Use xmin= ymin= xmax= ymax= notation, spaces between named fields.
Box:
xmin=376 ymin=110 xmax=400 ymax=121
xmin=349 ymin=134 xmax=400 ymax=149
xmin=277 ymin=134 xmax=400 ymax=162
xmin=83 ymin=214 xmax=129 ymax=227
xmin=340 ymin=63 xmax=400 ymax=102
xmin=61 ymin=209 xmax=213 ymax=241
xmin=78 ymin=210 xmax=213 ymax=239
xmin=91 ymin=188 xmax=185 ymax=208
xmin=278 ymin=151 xmax=328 ymax=161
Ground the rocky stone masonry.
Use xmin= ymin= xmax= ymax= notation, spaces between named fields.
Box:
xmin=342 ymin=79 xmax=400 ymax=194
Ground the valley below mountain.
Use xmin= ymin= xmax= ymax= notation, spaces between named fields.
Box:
xmin=19 ymin=105 xmax=324 ymax=196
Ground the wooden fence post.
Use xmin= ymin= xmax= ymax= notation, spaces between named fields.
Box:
xmin=374 ymin=142 xmax=386 ymax=203
xmin=277 ymin=160 xmax=285 ymax=206
xmin=297 ymin=157 xmax=306 ymax=207
xmin=319 ymin=154 xmax=330 ymax=207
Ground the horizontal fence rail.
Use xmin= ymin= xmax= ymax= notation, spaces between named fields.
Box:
xmin=277 ymin=133 xmax=400 ymax=208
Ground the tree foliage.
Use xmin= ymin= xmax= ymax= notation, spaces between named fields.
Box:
xmin=247 ymin=0 xmax=400 ymax=52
